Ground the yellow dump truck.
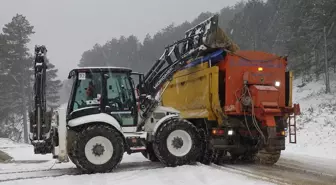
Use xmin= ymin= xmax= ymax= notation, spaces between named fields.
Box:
xmin=160 ymin=49 xmax=300 ymax=165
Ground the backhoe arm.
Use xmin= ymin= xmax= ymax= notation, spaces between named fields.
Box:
xmin=29 ymin=45 xmax=53 ymax=154
xmin=136 ymin=14 xmax=233 ymax=131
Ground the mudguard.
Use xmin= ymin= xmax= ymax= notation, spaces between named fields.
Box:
xmin=153 ymin=114 xmax=179 ymax=135
xmin=67 ymin=113 xmax=122 ymax=132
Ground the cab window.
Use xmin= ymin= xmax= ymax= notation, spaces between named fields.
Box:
xmin=106 ymin=72 xmax=135 ymax=126
xmin=72 ymin=72 xmax=102 ymax=111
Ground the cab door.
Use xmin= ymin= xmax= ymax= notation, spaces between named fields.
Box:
xmin=104 ymin=72 xmax=137 ymax=128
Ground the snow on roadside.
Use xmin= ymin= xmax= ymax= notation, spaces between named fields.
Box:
xmin=0 ymin=138 xmax=52 ymax=161
xmin=0 ymin=138 xmax=28 ymax=149
xmin=284 ymin=73 xmax=336 ymax=160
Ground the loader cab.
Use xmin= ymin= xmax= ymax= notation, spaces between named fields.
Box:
xmin=66 ymin=67 xmax=138 ymax=127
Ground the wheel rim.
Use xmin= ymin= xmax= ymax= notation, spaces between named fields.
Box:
xmin=166 ymin=130 xmax=192 ymax=157
xmin=84 ymin=136 xmax=113 ymax=165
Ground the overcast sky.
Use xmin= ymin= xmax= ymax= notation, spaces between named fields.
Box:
xmin=0 ymin=0 xmax=241 ymax=80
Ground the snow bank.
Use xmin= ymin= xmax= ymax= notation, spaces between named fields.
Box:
xmin=0 ymin=150 xmax=12 ymax=162
xmin=284 ymin=73 xmax=336 ymax=159
xmin=0 ymin=138 xmax=52 ymax=161
xmin=0 ymin=138 xmax=28 ymax=148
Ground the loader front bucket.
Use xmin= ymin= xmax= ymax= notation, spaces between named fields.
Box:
xmin=183 ymin=14 xmax=239 ymax=53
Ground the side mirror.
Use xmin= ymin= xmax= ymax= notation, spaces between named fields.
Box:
xmin=130 ymin=72 xmax=144 ymax=86
xmin=129 ymin=77 xmax=135 ymax=88
xmin=139 ymin=74 xmax=144 ymax=84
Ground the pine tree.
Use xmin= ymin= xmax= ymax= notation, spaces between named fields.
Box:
xmin=0 ymin=34 xmax=12 ymax=129
xmin=228 ymin=0 xmax=273 ymax=51
xmin=1 ymin=14 xmax=35 ymax=143
xmin=0 ymin=14 xmax=61 ymax=142
xmin=45 ymin=59 xmax=62 ymax=110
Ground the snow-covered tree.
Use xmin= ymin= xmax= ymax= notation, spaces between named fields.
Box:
xmin=1 ymin=14 xmax=34 ymax=143
xmin=0 ymin=14 xmax=62 ymax=142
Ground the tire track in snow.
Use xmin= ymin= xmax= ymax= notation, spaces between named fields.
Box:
xmin=0 ymin=168 xmax=80 ymax=183
xmin=276 ymin=156 xmax=336 ymax=178
xmin=0 ymin=161 xmax=164 ymax=183
xmin=0 ymin=166 xmax=72 ymax=175
xmin=200 ymin=163 xmax=290 ymax=185
xmin=207 ymin=162 xmax=336 ymax=185
xmin=3 ymin=158 xmax=335 ymax=184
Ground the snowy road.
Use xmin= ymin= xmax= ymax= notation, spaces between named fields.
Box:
xmin=1 ymin=152 xmax=336 ymax=185
xmin=1 ymin=138 xmax=336 ymax=185
xmin=0 ymin=154 xmax=275 ymax=185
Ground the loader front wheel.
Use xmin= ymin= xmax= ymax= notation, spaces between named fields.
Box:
xmin=73 ymin=124 xmax=124 ymax=173
xmin=153 ymin=118 xmax=201 ymax=167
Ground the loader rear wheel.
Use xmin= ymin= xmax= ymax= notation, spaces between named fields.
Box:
xmin=72 ymin=124 xmax=124 ymax=173
xmin=141 ymin=142 xmax=159 ymax=162
xmin=254 ymin=149 xmax=281 ymax=165
xmin=153 ymin=117 xmax=201 ymax=167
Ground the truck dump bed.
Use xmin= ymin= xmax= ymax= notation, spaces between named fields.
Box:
xmin=161 ymin=49 xmax=294 ymax=123
xmin=161 ymin=61 xmax=221 ymax=120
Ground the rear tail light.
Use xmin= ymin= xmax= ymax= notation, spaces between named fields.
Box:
xmin=212 ymin=129 xmax=225 ymax=135
xmin=212 ymin=128 xmax=235 ymax=136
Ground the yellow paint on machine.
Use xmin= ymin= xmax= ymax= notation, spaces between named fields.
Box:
xmin=161 ymin=62 xmax=222 ymax=122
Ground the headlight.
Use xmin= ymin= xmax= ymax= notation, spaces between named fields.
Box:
xmin=275 ymin=81 xmax=280 ymax=87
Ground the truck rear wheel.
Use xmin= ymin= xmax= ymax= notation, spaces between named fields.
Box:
xmin=254 ymin=149 xmax=281 ymax=165
xmin=153 ymin=118 xmax=201 ymax=167
xmin=72 ymin=124 xmax=124 ymax=173
xmin=213 ymin=150 xmax=226 ymax=164
xmin=198 ymin=128 xmax=214 ymax=165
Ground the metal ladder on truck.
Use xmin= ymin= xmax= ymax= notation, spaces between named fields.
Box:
xmin=288 ymin=115 xmax=297 ymax=143
xmin=288 ymin=104 xmax=300 ymax=144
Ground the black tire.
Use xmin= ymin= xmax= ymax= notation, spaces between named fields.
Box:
xmin=254 ymin=149 xmax=281 ymax=165
xmin=67 ymin=130 xmax=82 ymax=169
xmin=197 ymin=128 xmax=214 ymax=165
xmin=68 ymin=152 xmax=81 ymax=168
xmin=153 ymin=117 xmax=201 ymax=167
xmin=68 ymin=144 xmax=82 ymax=169
xmin=229 ymin=151 xmax=256 ymax=164
xmin=229 ymin=152 xmax=241 ymax=164
xmin=240 ymin=151 xmax=258 ymax=163
xmin=141 ymin=142 xmax=159 ymax=162
xmin=72 ymin=124 xmax=125 ymax=173
xmin=213 ymin=150 xmax=226 ymax=165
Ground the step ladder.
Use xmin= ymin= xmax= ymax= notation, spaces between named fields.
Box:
xmin=288 ymin=115 xmax=297 ymax=144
